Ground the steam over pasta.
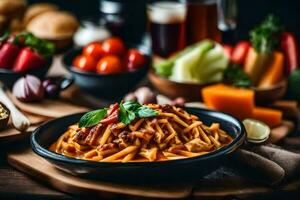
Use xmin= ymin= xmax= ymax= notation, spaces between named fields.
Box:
xmin=50 ymin=104 xmax=233 ymax=162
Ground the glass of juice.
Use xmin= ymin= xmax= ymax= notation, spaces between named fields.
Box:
xmin=147 ymin=1 xmax=187 ymax=58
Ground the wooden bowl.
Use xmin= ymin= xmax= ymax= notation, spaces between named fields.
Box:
xmin=0 ymin=103 xmax=10 ymax=131
xmin=149 ymin=70 xmax=287 ymax=104
xmin=252 ymin=80 xmax=287 ymax=105
xmin=148 ymin=69 xmax=215 ymax=101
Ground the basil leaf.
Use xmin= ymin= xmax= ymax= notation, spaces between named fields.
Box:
xmin=137 ymin=106 xmax=158 ymax=118
xmin=123 ymin=101 xmax=141 ymax=111
xmin=79 ymin=109 xmax=107 ymax=128
xmin=119 ymin=102 xmax=136 ymax=125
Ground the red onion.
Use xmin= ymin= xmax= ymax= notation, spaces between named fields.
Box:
xmin=12 ymin=75 xmax=44 ymax=102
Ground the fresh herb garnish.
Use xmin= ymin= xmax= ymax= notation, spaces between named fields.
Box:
xmin=223 ymin=64 xmax=252 ymax=87
xmin=136 ymin=106 xmax=158 ymax=118
xmin=250 ymin=14 xmax=283 ymax=54
xmin=119 ymin=102 xmax=136 ymax=125
xmin=79 ymin=108 xmax=107 ymax=128
xmin=119 ymin=101 xmax=158 ymax=125
xmin=13 ymin=32 xmax=55 ymax=57
xmin=79 ymin=101 xmax=158 ymax=127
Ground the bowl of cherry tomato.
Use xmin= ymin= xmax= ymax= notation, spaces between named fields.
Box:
xmin=62 ymin=37 xmax=151 ymax=99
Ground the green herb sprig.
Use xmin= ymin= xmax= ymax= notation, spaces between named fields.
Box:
xmin=13 ymin=32 xmax=55 ymax=57
xmin=78 ymin=101 xmax=158 ymax=128
xmin=79 ymin=108 xmax=107 ymax=128
xmin=250 ymin=14 xmax=283 ymax=54
xmin=119 ymin=101 xmax=158 ymax=125
xmin=223 ymin=64 xmax=252 ymax=87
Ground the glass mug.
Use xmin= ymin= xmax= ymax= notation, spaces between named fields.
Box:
xmin=147 ymin=1 xmax=187 ymax=58
xmin=148 ymin=0 xmax=237 ymax=57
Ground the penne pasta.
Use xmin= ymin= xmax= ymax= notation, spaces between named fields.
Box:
xmin=50 ymin=103 xmax=233 ymax=162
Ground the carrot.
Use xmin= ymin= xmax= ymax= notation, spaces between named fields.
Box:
xmin=252 ymin=107 xmax=282 ymax=127
xmin=258 ymin=51 xmax=284 ymax=88
xmin=244 ymin=47 xmax=271 ymax=85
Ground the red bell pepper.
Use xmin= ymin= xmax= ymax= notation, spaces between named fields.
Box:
xmin=100 ymin=103 xmax=119 ymax=125
xmin=0 ymin=43 xmax=20 ymax=69
xmin=13 ymin=47 xmax=45 ymax=72
xmin=280 ymin=32 xmax=299 ymax=75
xmin=231 ymin=41 xmax=251 ymax=64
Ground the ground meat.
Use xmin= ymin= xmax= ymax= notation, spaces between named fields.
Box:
xmin=73 ymin=128 xmax=90 ymax=143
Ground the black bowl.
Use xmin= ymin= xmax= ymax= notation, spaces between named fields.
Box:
xmin=31 ymin=107 xmax=246 ymax=183
xmin=62 ymin=46 xmax=151 ymax=100
xmin=0 ymin=57 xmax=53 ymax=88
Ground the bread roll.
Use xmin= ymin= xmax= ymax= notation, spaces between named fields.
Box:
xmin=24 ymin=3 xmax=58 ymax=25
xmin=26 ymin=11 xmax=79 ymax=40
xmin=0 ymin=0 xmax=27 ymax=18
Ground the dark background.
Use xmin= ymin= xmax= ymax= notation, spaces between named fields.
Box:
xmin=27 ymin=0 xmax=300 ymax=41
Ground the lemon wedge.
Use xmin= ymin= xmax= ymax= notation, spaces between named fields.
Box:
xmin=243 ymin=119 xmax=271 ymax=143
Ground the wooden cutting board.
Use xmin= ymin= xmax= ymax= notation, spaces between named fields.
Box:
xmin=8 ymin=148 xmax=300 ymax=199
xmin=0 ymin=112 xmax=50 ymax=144
xmin=8 ymin=92 xmax=88 ymax=118
xmin=8 ymin=149 xmax=193 ymax=199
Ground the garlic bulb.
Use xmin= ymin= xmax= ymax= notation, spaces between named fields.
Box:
xmin=134 ymin=87 xmax=156 ymax=105
xmin=12 ymin=75 xmax=44 ymax=102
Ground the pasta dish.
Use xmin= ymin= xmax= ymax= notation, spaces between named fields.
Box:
xmin=50 ymin=102 xmax=233 ymax=162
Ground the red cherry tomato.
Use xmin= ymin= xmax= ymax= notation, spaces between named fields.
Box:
xmin=231 ymin=41 xmax=251 ymax=64
xmin=83 ymin=42 xmax=104 ymax=60
xmin=72 ymin=55 xmax=97 ymax=72
xmin=124 ymin=49 xmax=146 ymax=71
xmin=101 ymin=37 xmax=125 ymax=56
xmin=96 ymin=56 xmax=122 ymax=74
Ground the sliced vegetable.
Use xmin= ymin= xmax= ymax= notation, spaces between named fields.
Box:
xmin=243 ymin=119 xmax=270 ymax=142
xmin=195 ymin=44 xmax=229 ymax=82
xmin=244 ymin=47 xmax=271 ymax=85
xmin=170 ymin=40 xmax=215 ymax=83
xmin=202 ymin=84 xmax=254 ymax=120
xmin=252 ymin=107 xmax=282 ymax=128
xmin=280 ymin=32 xmax=299 ymax=75
xmin=153 ymin=41 xmax=209 ymax=77
xmin=258 ymin=51 xmax=284 ymax=88
xmin=231 ymin=41 xmax=251 ymax=64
